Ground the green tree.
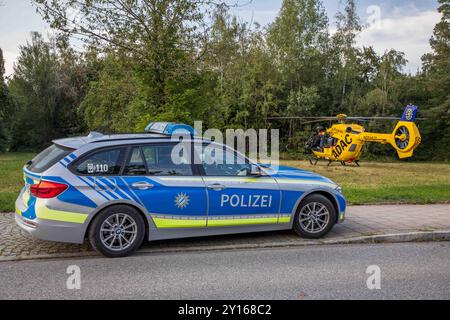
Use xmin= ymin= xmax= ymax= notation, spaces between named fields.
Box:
xmin=203 ymin=5 xmax=247 ymax=128
xmin=329 ymin=0 xmax=363 ymax=114
xmin=267 ymin=0 xmax=329 ymax=92
xmin=80 ymin=53 xmax=148 ymax=132
xmin=33 ymin=0 xmax=215 ymax=116
xmin=356 ymin=47 xmax=380 ymax=86
xmin=8 ymin=33 xmax=57 ymax=150
xmin=3 ymin=0 xmax=444 ymax=160
xmin=239 ymin=28 xmax=283 ymax=130
xmin=420 ymin=0 xmax=450 ymax=160
xmin=0 ymin=48 xmax=10 ymax=151
xmin=377 ymin=49 xmax=407 ymax=104
xmin=8 ymin=33 xmax=85 ymax=150
xmin=267 ymin=0 xmax=330 ymax=149
xmin=203 ymin=6 xmax=283 ymax=131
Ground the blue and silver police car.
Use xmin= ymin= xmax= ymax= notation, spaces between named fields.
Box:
xmin=15 ymin=123 xmax=346 ymax=257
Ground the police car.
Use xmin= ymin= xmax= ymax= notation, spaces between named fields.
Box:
xmin=15 ymin=123 xmax=346 ymax=257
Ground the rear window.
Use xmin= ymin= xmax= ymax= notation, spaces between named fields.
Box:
xmin=27 ymin=144 xmax=74 ymax=173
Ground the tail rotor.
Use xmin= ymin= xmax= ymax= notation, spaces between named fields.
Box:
xmin=394 ymin=126 xmax=410 ymax=150
xmin=391 ymin=105 xmax=421 ymax=159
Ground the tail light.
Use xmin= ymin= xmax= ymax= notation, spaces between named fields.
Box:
xmin=30 ymin=181 xmax=68 ymax=199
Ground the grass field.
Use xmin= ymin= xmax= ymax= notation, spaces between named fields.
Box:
xmin=0 ymin=152 xmax=35 ymax=213
xmin=281 ymin=160 xmax=450 ymax=205
xmin=0 ymin=152 xmax=449 ymax=212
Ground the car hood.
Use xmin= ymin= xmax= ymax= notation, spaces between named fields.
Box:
xmin=261 ymin=164 xmax=337 ymax=186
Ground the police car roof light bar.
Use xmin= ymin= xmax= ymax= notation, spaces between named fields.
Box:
xmin=144 ymin=122 xmax=197 ymax=136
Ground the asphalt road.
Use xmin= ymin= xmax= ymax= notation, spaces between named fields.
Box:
xmin=0 ymin=242 xmax=449 ymax=300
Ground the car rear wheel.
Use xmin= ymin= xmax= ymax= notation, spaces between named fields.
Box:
xmin=89 ymin=205 xmax=145 ymax=258
xmin=293 ymin=194 xmax=336 ymax=239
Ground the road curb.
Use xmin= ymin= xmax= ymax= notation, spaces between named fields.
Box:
xmin=1 ymin=230 xmax=449 ymax=262
xmin=321 ymin=230 xmax=450 ymax=245
xmin=0 ymin=251 xmax=100 ymax=262
xmin=137 ymin=230 xmax=450 ymax=254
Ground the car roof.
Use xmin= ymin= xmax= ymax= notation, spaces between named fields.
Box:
xmin=52 ymin=132 xmax=207 ymax=149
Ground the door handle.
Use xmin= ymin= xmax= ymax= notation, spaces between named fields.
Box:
xmin=207 ymin=183 xmax=226 ymax=191
xmin=131 ymin=182 xmax=154 ymax=190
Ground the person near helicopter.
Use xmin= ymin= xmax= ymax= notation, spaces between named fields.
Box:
xmin=311 ymin=126 xmax=328 ymax=151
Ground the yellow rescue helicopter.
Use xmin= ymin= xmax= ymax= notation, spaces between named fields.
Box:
xmin=270 ymin=105 xmax=422 ymax=166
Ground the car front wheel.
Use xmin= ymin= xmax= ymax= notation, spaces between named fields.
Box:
xmin=89 ymin=205 xmax=145 ymax=258
xmin=293 ymin=194 xmax=336 ymax=239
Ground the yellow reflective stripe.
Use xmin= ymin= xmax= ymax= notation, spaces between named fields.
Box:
xmin=208 ymin=217 xmax=278 ymax=227
xmin=35 ymin=199 xmax=88 ymax=224
xmin=151 ymin=214 xmax=289 ymax=228
xmin=278 ymin=216 xmax=291 ymax=224
xmin=15 ymin=207 xmax=22 ymax=216
xmin=152 ymin=217 xmax=206 ymax=228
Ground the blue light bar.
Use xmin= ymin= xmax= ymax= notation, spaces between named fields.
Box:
xmin=144 ymin=122 xmax=197 ymax=136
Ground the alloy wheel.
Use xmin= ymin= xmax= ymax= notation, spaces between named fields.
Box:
xmin=299 ymin=202 xmax=330 ymax=234
xmin=99 ymin=213 xmax=138 ymax=251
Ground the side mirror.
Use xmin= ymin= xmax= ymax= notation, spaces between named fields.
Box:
xmin=250 ymin=164 xmax=262 ymax=176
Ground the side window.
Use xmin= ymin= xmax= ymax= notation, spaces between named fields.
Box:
xmin=76 ymin=148 xmax=125 ymax=175
xmin=142 ymin=144 xmax=193 ymax=176
xmin=201 ymin=145 xmax=251 ymax=176
xmin=123 ymin=147 xmax=147 ymax=176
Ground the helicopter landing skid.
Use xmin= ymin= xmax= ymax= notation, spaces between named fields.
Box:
xmin=308 ymin=158 xmax=319 ymax=166
xmin=308 ymin=158 xmax=361 ymax=167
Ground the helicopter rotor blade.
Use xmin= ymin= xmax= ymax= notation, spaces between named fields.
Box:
xmin=346 ymin=117 xmax=400 ymax=120
xmin=266 ymin=116 xmax=336 ymax=120
xmin=349 ymin=117 xmax=427 ymax=121
xmin=268 ymin=117 xmax=370 ymax=125
xmin=267 ymin=116 xmax=397 ymax=121
xmin=298 ymin=119 xmax=337 ymax=125
xmin=267 ymin=116 xmax=426 ymax=122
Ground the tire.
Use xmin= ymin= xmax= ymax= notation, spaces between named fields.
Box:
xmin=89 ymin=205 xmax=145 ymax=258
xmin=293 ymin=194 xmax=336 ymax=239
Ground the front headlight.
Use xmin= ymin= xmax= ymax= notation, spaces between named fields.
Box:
xmin=335 ymin=185 xmax=343 ymax=193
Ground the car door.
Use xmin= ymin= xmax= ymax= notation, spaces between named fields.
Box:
xmin=121 ymin=143 xmax=208 ymax=228
xmin=198 ymin=143 xmax=281 ymax=227
xmin=73 ymin=147 xmax=129 ymax=204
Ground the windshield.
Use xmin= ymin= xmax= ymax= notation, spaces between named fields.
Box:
xmin=27 ymin=144 xmax=74 ymax=173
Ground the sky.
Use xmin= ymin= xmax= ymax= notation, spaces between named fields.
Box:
xmin=0 ymin=0 xmax=442 ymax=77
